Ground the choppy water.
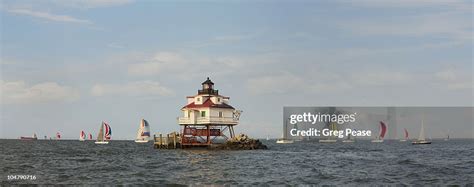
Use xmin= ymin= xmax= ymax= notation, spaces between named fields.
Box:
xmin=1 ymin=139 xmax=473 ymax=185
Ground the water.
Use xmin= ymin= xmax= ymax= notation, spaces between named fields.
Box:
xmin=1 ymin=139 xmax=473 ymax=185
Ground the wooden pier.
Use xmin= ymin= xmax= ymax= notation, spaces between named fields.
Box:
xmin=153 ymin=132 xmax=181 ymax=149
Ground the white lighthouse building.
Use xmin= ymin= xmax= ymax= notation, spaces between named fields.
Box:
xmin=178 ymin=77 xmax=241 ymax=147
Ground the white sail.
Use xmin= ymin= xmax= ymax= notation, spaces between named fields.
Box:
xmin=95 ymin=122 xmax=109 ymax=144
xmin=135 ymin=119 xmax=150 ymax=143
xmin=136 ymin=126 xmax=143 ymax=140
xmin=418 ymin=117 xmax=425 ymax=141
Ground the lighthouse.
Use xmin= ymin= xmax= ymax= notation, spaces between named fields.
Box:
xmin=178 ymin=77 xmax=242 ymax=147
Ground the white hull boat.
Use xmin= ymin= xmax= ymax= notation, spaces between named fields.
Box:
xmin=412 ymin=116 xmax=431 ymax=145
xmin=319 ymin=139 xmax=337 ymax=143
xmin=276 ymin=139 xmax=294 ymax=144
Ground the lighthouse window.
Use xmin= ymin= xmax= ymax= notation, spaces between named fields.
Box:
xmin=219 ymin=112 xmax=223 ymax=117
xmin=201 ymin=111 xmax=206 ymax=117
xmin=217 ymin=98 xmax=221 ymax=102
xmin=197 ymin=97 xmax=200 ymax=102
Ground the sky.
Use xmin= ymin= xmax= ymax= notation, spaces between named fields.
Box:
xmin=0 ymin=0 xmax=472 ymax=139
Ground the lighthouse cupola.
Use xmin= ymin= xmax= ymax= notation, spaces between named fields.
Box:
xmin=198 ymin=77 xmax=218 ymax=95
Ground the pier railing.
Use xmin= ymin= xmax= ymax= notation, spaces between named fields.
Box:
xmin=154 ymin=132 xmax=180 ymax=149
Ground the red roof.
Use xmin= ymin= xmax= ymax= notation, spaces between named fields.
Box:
xmin=182 ymin=98 xmax=234 ymax=109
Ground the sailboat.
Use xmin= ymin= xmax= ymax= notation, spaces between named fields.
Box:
xmin=79 ymin=131 xmax=86 ymax=141
xmin=400 ymin=128 xmax=409 ymax=142
xmin=412 ymin=117 xmax=431 ymax=145
xmin=56 ymin=132 xmax=61 ymax=140
xmin=320 ymin=122 xmax=337 ymax=143
xmin=89 ymin=133 xmax=93 ymax=140
xmin=266 ymin=135 xmax=270 ymax=141
xmin=342 ymin=129 xmax=355 ymax=143
xmin=371 ymin=121 xmax=387 ymax=143
xmin=276 ymin=118 xmax=294 ymax=144
xmin=20 ymin=133 xmax=38 ymax=140
xmin=444 ymin=130 xmax=450 ymax=141
xmin=135 ymin=119 xmax=151 ymax=143
xmin=95 ymin=122 xmax=111 ymax=145
xmin=276 ymin=132 xmax=294 ymax=143
xmin=276 ymin=138 xmax=294 ymax=144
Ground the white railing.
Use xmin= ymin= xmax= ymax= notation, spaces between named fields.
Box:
xmin=177 ymin=117 xmax=238 ymax=125
xmin=178 ymin=117 xmax=193 ymax=124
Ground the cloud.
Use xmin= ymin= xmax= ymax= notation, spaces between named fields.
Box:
xmin=90 ymin=81 xmax=173 ymax=97
xmin=6 ymin=8 xmax=92 ymax=24
xmin=126 ymin=51 xmax=272 ymax=79
xmin=435 ymin=69 xmax=457 ymax=82
xmin=247 ymin=73 xmax=304 ymax=95
xmin=342 ymin=0 xmax=470 ymax=9
xmin=341 ymin=12 xmax=471 ymax=41
xmin=1 ymin=80 xmax=80 ymax=104
xmin=434 ymin=69 xmax=473 ymax=90
xmin=49 ymin=0 xmax=134 ymax=9
xmin=247 ymin=71 xmax=415 ymax=95
xmin=336 ymin=0 xmax=472 ymax=43
xmin=351 ymin=71 xmax=411 ymax=86
xmin=107 ymin=43 xmax=125 ymax=49
xmin=127 ymin=52 xmax=187 ymax=76
xmin=213 ymin=34 xmax=254 ymax=42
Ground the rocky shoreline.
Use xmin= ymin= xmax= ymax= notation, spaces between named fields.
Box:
xmin=216 ymin=134 xmax=268 ymax=150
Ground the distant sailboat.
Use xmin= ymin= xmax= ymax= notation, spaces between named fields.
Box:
xmin=266 ymin=135 xmax=270 ymax=141
xmin=135 ymin=119 xmax=151 ymax=143
xmin=56 ymin=132 xmax=61 ymax=140
xmin=276 ymin=139 xmax=294 ymax=144
xmin=400 ymin=128 xmax=409 ymax=142
xmin=320 ymin=122 xmax=338 ymax=143
xmin=412 ymin=116 xmax=431 ymax=145
xmin=95 ymin=122 xmax=111 ymax=145
xmin=89 ymin=133 xmax=93 ymax=140
xmin=276 ymin=133 xmax=294 ymax=144
xmin=371 ymin=121 xmax=386 ymax=143
xmin=276 ymin=118 xmax=294 ymax=144
xmin=20 ymin=133 xmax=38 ymax=140
xmin=342 ymin=129 xmax=355 ymax=143
xmin=79 ymin=131 xmax=86 ymax=141
xmin=444 ymin=130 xmax=450 ymax=141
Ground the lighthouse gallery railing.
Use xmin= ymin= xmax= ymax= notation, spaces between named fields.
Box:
xmin=178 ymin=117 xmax=238 ymax=124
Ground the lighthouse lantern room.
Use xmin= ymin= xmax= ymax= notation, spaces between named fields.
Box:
xmin=178 ymin=77 xmax=242 ymax=147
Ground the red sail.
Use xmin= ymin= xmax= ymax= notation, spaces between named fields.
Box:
xmin=404 ymin=128 xmax=409 ymax=139
xmin=379 ymin=121 xmax=387 ymax=139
